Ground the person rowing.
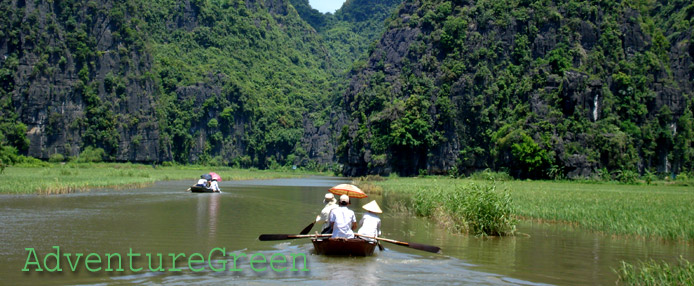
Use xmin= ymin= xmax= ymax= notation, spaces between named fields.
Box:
xmin=329 ymin=195 xmax=357 ymax=239
xmin=315 ymin=193 xmax=338 ymax=234
xmin=209 ymin=178 xmax=221 ymax=193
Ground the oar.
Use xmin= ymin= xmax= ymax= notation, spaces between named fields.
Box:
xmin=299 ymin=221 xmax=316 ymax=235
xmin=258 ymin=234 xmax=332 ymax=241
xmin=355 ymin=234 xmax=440 ymax=254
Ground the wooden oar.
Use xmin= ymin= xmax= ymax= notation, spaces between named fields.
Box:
xmin=355 ymin=234 xmax=440 ymax=254
xmin=258 ymin=234 xmax=332 ymax=241
xmin=299 ymin=221 xmax=316 ymax=235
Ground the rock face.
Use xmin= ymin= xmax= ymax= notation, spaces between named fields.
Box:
xmin=0 ymin=0 xmax=343 ymax=166
xmin=339 ymin=1 xmax=694 ymax=178
xmin=2 ymin=0 xmax=693 ymax=177
xmin=1 ymin=0 xmax=160 ymax=161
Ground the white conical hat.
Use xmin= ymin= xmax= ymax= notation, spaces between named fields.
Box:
xmin=362 ymin=200 xmax=382 ymax=214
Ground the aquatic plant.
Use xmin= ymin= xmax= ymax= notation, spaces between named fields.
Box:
xmin=616 ymin=257 xmax=694 ymax=285
xmin=410 ymin=183 xmax=516 ymax=236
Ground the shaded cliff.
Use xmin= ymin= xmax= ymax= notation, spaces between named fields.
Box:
xmin=339 ymin=0 xmax=694 ymax=178
xmin=0 ymin=0 xmax=344 ymax=167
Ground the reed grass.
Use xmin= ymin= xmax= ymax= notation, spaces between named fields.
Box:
xmin=364 ymin=177 xmax=516 ymax=236
xmin=369 ymin=177 xmax=694 ymax=241
xmin=616 ymin=257 xmax=694 ymax=285
xmin=0 ymin=163 xmax=319 ymax=194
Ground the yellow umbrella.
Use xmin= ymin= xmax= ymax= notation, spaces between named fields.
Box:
xmin=329 ymin=184 xmax=367 ymax=199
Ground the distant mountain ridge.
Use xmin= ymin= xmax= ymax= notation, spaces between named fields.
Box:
xmin=2 ymin=0 xmax=693 ymax=179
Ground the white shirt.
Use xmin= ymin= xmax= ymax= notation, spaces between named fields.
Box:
xmin=319 ymin=202 xmax=339 ymax=231
xmin=209 ymin=181 xmax=220 ymax=192
xmin=197 ymin=179 xmax=208 ymax=185
xmin=329 ymin=206 xmax=356 ymax=238
xmin=357 ymin=212 xmax=381 ymax=241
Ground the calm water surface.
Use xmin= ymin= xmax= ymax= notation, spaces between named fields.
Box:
xmin=0 ymin=177 xmax=691 ymax=285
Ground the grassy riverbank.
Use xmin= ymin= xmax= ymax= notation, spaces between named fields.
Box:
xmin=365 ymin=177 xmax=694 ymax=241
xmin=0 ymin=163 xmax=319 ymax=194
xmin=616 ymin=257 xmax=694 ymax=285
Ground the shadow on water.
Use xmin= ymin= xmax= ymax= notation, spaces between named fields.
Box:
xmin=0 ymin=176 xmax=691 ymax=285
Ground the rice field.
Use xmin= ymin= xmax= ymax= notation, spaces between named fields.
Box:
xmin=368 ymin=177 xmax=694 ymax=241
xmin=0 ymin=163 xmax=318 ymax=195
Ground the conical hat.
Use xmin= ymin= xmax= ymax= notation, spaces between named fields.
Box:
xmin=362 ymin=200 xmax=382 ymax=214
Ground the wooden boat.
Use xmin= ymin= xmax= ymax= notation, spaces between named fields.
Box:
xmin=311 ymin=237 xmax=377 ymax=256
xmin=189 ymin=185 xmax=219 ymax=193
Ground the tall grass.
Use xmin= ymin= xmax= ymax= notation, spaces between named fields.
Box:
xmin=616 ymin=257 xmax=694 ymax=285
xmin=0 ymin=163 xmax=320 ymax=194
xmin=411 ymin=183 xmax=516 ymax=236
xmin=369 ymin=177 xmax=516 ymax=236
xmin=371 ymin=177 xmax=694 ymax=241
xmin=505 ymin=180 xmax=694 ymax=241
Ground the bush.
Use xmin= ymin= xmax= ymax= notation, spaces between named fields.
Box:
xmin=411 ymin=183 xmax=516 ymax=236
xmin=643 ymin=170 xmax=657 ymax=184
xmin=614 ymin=169 xmax=639 ymax=184
xmin=49 ymin=153 xmax=65 ymax=163
xmin=14 ymin=156 xmax=48 ymax=167
xmin=0 ymin=145 xmax=20 ymax=166
xmin=468 ymin=169 xmax=513 ymax=181
xmin=76 ymin=146 xmax=106 ymax=163
xmin=208 ymin=156 xmax=226 ymax=167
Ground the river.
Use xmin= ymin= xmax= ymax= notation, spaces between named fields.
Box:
xmin=1 ymin=177 xmax=691 ymax=285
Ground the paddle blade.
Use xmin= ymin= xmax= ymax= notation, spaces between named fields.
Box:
xmin=407 ymin=242 xmax=441 ymax=254
xmin=258 ymin=234 xmax=291 ymax=241
xmin=299 ymin=222 xmax=315 ymax=235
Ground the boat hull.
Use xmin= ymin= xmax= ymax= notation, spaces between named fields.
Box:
xmin=190 ymin=186 xmax=218 ymax=193
xmin=311 ymin=238 xmax=376 ymax=256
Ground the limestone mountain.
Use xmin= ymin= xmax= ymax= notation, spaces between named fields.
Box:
xmin=338 ymin=0 xmax=694 ymax=178
xmin=0 ymin=0 xmax=346 ymax=168
xmin=2 ymin=0 xmax=693 ymax=179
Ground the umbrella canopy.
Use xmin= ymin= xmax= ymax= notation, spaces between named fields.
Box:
xmin=201 ymin=174 xmax=212 ymax=180
xmin=329 ymin=184 xmax=367 ymax=199
xmin=209 ymin=172 xmax=222 ymax=182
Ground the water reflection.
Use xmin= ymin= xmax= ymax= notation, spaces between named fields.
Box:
xmin=195 ymin=193 xmax=221 ymax=240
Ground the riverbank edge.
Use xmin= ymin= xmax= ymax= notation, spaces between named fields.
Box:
xmin=0 ymin=163 xmax=327 ymax=195
xmin=359 ymin=176 xmax=694 ymax=242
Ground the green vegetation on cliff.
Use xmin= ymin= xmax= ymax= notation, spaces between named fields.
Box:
xmin=1 ymin=0 xmax=693 ymax=180
xmin=338 ymin=0 xmax=694 ymax=179
xmin=0 ymin=0 xmax=360 ymax=168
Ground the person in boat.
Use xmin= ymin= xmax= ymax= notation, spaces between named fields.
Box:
xmin=316 ymin=193 xmax=339 ymax=234
xmin=357 ymin=200 xmax=382 ymax=242
xmin=195 ymin=175 xmax=209 ymax=187
xmin=209 ymin=178 xmax=221 ymax=193
xmin=329 ymin=194 xmax=357 ymax=239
